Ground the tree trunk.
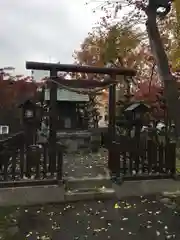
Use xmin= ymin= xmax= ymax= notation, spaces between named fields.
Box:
xmin=174 ymin=0 xmax=180 ymax=39
xmin=174 ymin=0 xmax=180 ymax=69
xmin=146 ymin=9 xmax=180 ymax=137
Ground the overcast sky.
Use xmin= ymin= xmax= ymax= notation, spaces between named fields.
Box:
xmin=0 ymin=0 xmax=100 ymax=75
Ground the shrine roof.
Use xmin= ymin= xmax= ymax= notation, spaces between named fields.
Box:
xmin=125 ymin=102 xmax=150 ymax=111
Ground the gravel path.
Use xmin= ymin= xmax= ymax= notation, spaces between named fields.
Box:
xmin=1 ymin=195 xmax=180 ymax=239
xmin=63 ymin=149 xmax=108 ymax=178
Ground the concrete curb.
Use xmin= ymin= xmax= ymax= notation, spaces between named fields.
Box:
xmin=113 ymin=179 xmax=180 ymax=198
xmin=0 ymin=178 xmax=180 ymax=206
xmin=65 ymin=188 xmax=115 ymax=202
xmin=0 ymin=185 xmax=65 ymax=207
xmin=0 ymin=185 xmax=116 ymax=207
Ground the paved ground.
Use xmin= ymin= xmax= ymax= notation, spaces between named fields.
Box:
xmin=63 ymin=149 xmax=108 ymax=178
xmin=1 ymin=195 xmax=180 ymax=239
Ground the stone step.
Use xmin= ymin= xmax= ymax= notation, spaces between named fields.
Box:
xmin=65 ymin=188 xmax=116 ymax=202
xmin=64 ymin=176 xmax=112 ymax=191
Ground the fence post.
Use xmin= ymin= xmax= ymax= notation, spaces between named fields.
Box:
xmin=57 ymin=143 xmax=63 ymax=181
xmin=166 ymin=141 xmax=176 ymax=175
xmin=158 ymin=143 xmax=164 ymax=173
xmin=48 ymin=69 xmax=58 ymax=175
xmin=20 ymin=140 xmax=25 ymax=178
xmin=147 ymin=139 xmax=156 ymax=172
xmin=108 ymin=82 xmax=116 ymax=172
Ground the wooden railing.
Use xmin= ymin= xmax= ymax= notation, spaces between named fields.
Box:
xmin=107 ymin=136 xmax=176 ymax=180
xmin=0 ymin=132 xmax=63 ymax=187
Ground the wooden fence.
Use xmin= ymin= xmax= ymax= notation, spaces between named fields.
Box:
xmin=108 ymin=136 xmax=176 ymax=180
xmin=0 ymin=132 xmax=63 ymax=188
xmin=0 ymin=130 xmax=177 ymax=188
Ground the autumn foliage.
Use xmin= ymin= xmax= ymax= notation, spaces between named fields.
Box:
xmin=74 ymin=1 xmax=180 ymax=122
xmin=0 ymin=73 xmax=38 ymax=109
xmin=0 ymin=72 xmax=39 ymax=132
xmin=0 ymin=79 xmax=37 ymax=109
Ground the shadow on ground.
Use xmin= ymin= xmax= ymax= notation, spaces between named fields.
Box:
xmin=1 ymin=195 xmax=180 ymax=240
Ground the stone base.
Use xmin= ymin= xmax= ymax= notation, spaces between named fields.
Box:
xmin=57 ymin=130 xmax=101 ymax=153
xmin=65 ymin=177 xmax=112 ymax=190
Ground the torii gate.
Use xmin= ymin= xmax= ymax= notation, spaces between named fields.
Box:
xmin=26 ymin=61 xmax=136 ymax=175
